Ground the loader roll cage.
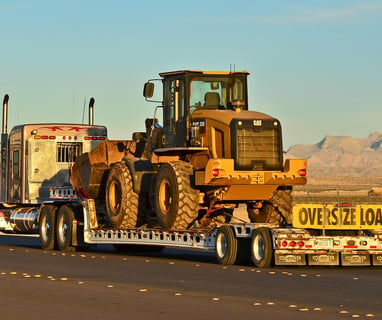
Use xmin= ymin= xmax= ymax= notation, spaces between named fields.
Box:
xmin=149 ymin=70 xmax=250 ymax=148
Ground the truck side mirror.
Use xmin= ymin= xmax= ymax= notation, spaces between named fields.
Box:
xmin=143 ymin=82 xmax=155 ymax=99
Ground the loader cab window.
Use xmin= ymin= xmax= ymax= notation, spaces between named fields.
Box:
xmin=189 ymin=75 xmax=247 ymax=113
xmin=163 ymin=79 xmax=186 ymax=147
xmin=189 ymin=78 xmax=228 ymax=113
xmin=232 ymin=78 xmax=244 ymax=101
xmin=229 ymin=77 xmax=246 ymax=110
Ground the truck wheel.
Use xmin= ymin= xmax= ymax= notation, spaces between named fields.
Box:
xmin=106 ymin=162 xmax=139 ymax=228
xmin=39 ymin=205 xmax=56 ymax=250
xmin=215 ymin=225 xmax=238 ymax=265
xmin=154 ymin=161 xmax=199 ymax=230
xmin=251 ymin=228 xmax=274 ymax=268
xmin=56 ymin=205 xmax=75 ymax=252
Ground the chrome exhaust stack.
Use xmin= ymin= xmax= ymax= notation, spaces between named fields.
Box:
xmin=1 ymin=94 xmax=9 ymax=202
xmin=2 ymin=94 xmax=8 ymax=135
xmin=88 ymin=97 xmax=95 ymax=125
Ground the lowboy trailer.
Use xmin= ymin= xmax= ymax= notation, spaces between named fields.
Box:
xmin=1 ymin=70 xmax=382 ymax=267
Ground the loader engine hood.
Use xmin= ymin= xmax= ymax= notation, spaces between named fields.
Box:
xmin=191 ymin=108 xmax=277 ymax=126
xmin=190 ymin=108 xmax=283 ymax=171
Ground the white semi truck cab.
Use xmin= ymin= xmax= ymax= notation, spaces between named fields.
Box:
xmin=0 ymin=95 xmax=107 ymax=232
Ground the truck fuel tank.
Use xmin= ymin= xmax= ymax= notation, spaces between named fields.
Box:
xmin=0 ymin=204 xmax=39 ymax=233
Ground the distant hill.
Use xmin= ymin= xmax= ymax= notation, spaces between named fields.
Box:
xmin=285 ymin=132 xmax=382 ymax=177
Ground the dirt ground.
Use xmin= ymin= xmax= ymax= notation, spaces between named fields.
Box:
xmin=293 ymin=176 xmax=382 ymax=204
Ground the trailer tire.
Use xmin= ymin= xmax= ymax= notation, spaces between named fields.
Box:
xmin=56 ymin=205 xmax=75 ymax=252
xmin=251 ymin=228 xmax=274 ymax=268
xmin=154 ymin=161 xmax=199 ymax=230
xmin=106 ymin=162 xmax=139 ymax=228
xmin=215 ymin=225 xmax=238 ymax=265
xmin=39 ymin=205 xmax=56 ymax=250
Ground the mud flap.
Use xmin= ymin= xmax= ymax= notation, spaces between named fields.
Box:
xmin=308 ymin=253 xmax=339 ymax=266
xmin=274 ymin=251 xmax=306 ymax=265
xmin=372 ymin=254 xmax=382 ymax=266
xmin=341 ymin=252 xmax=371 ymax=266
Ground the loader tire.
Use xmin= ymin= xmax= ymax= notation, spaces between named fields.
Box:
xmin=56 ymin=205 xmax=75 ymax=252
xmin=106 ymin=162 xmax=139 ymax=228
xmin=247 ymin=188 xmax=293 ymax=224
xmin=39 ymin=205 xmax=56 ymax=250
xmin=269 ymin=187 xmax=293 ymax=224
xmin=154 ymin=161 xmax=199 ymax=230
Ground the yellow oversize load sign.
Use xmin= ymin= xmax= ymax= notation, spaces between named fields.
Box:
xmin=293 ymin=204 xmax=382 ymax=229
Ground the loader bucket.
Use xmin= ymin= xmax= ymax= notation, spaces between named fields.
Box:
xmin=71 ymin=140 xmax=133 ymax=199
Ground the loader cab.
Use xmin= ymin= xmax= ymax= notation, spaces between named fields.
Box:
xmin=145 ymin=70 xmax=249 ymax=149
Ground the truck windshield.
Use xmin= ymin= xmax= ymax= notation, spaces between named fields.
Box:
xmin=189 ymin=76 xmax=245 ymax=114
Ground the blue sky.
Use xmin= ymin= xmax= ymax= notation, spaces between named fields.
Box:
xmin=1 ymin=0 xmax=381 ymax=149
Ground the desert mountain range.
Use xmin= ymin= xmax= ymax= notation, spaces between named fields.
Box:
xmin=285 ymin=132 xmax=382 ymax=178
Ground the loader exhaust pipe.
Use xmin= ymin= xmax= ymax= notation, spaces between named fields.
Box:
xmin=1 ymin=94 xmax=9 ymax=202
xmin=88 ymin=97 xmax=95 ymax=125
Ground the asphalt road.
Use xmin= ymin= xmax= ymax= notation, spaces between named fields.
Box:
xmin=0 ymin=233 xmax=381 ymax=320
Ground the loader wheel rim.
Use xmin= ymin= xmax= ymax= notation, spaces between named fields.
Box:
xmin=253 ymin=233 xmax=265 ymax=261
xmin=158 ymin=179 xmax=171 ymax=214
xmin=109 ymin=180 xmax=121 ymax=215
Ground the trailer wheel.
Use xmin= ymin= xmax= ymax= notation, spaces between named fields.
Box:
xmin=251 ymin=228 xmax=274 ymax=268
xmin=39 ymin=205 xmax=56 ymax=250
xmin=56 ymin=205 xmax=75 ymax=252
xmin=215 ymin=225 xmax=238 ymax=265
xmin=154 ymin=161 xmax=199 ymax=230
xmin=106 ymin=162 xmax=139 ymax=228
